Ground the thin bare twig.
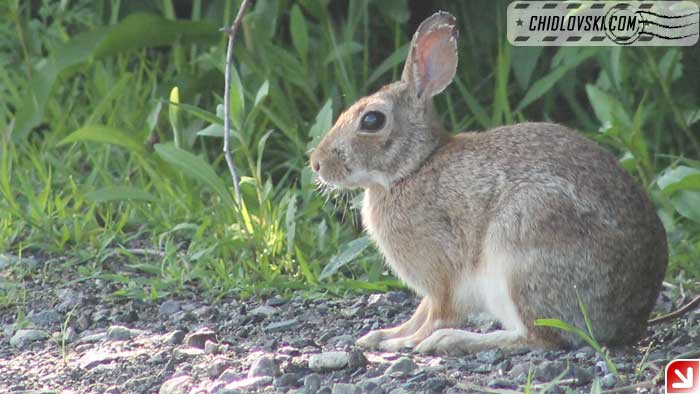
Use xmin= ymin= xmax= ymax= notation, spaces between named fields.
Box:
xmin=222 ymin=0 xmax=251 ymax=207
xmin=648 ymin=294 xmax=700 ymax=325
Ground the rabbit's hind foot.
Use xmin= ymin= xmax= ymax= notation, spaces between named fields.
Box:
xmin=415 ymin=328 xmax=529 ymax=355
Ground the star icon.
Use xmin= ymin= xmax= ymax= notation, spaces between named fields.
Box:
xmin=516 ymin=18 xmax=524 ymax=27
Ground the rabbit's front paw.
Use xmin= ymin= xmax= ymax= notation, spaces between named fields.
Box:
xmin=377 ymin=337 xmax=417 ymax=352
xmin=356 ymin=329 xmax=390 ymax=349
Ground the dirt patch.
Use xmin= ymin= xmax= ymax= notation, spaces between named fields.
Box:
xmin=0 ymin=258 xmax=697 ymax=394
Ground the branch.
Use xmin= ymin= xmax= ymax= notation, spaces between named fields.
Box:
xmin=648 ymin=294 xmax=700 ymax=325
xmin=222 ymin=0 xmax=251 ymax=207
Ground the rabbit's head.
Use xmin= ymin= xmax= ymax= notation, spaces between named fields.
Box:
xmin=310 ymin=12 xmax=458 ymax=189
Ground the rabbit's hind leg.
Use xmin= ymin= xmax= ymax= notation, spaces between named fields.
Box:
xmin=356 ymin=297 xmax=431 ymax=349
xmin=415 ymin=329 xmax=529 ymax=355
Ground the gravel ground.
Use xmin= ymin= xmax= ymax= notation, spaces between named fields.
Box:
xmin=1 ymin=255 xmax=698 ymax=394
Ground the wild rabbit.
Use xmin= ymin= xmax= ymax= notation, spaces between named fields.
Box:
xmin=309 ymin=12 xmax=668 ymax=354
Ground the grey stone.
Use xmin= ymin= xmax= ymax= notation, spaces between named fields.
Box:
xmin=207 ymin=358 xmax=230 ymax=378
xmin=534 ymin=361 xmax=567 ymax=381
xmin=159 ymin=300 xmax=180 ymax=316
xmin=264 ymin=318 xmax=299 ymax=333
xmin=163 ymin=330 xmax=185 ymax=345
xmin=327 ymin=334 xmax=355 ymax=347
xmin=332 ymin=383 xmax=358 ymax=394
xmin=385 ymin=357 xmax=418 ymax=378
xmin=508 ymin=362 xmax=532 ymax=379
xmin=184 ymin=327 xmax=217 ymax=349
xmin=274 ymin=373 xmax=300 ymax=387
xmin=222 ymin=376 xmax=272 ymax=391
xmin=218 ymin=368 xmax=242 ymax=383
xmin=10 ymin=329 xmax=48 ymax=348
xmin=423 ymin=378 xmax=450 ymax=393
xmin=78 ymin=331 xmax=107 ymax=343
xmin=601 ymin=373 xmax=617 ymax=388
xmin=250 ymin=305 xmax=277 ymax=317
xmin=78 ymin=350 xmax=123 ymax=369
xmin=476 ymin=348 xmax=505 ymax=364
xmin=304 ymin=373 xmax=322 ymax=393
xmin=248 ymin=355 xmax=278 ymax=377
xmin=56 ymin=288 xmax=82 ymax=312
xmin=106 ymin=325 xmax=141 ymax=341
xmin=174 ymin=347 xmax=204 ymax=358
xmin=309 ymin=352 xmax=350 ymax=372
xmin=487 ymin=378 xmax=516 ymax=389
xmin=204 ymin=340 xmax=220 ymax=354
xmin=159 ymin=375 xmax=191 ymax=394
xmin=570 ymin=366 xmax=594 ymax=386
xmin=266 ymin=296 xmax=287 ymax=307
xmin=28 ymin=310 xmax=62 ymax=327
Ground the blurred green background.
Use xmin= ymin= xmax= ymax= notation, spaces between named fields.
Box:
xmin=1 ymin=0 xmax=698 ymax=304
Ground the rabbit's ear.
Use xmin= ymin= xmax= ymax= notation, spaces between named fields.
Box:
xmin=401 ymin=12 xmax=458 ymax=99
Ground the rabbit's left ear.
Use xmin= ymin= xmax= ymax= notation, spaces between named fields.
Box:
xmin=402 ymin=12 xmax=459 ymax=99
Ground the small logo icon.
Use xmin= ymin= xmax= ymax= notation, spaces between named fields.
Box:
xmin=666 ymin=359 xmax=700 ymax=394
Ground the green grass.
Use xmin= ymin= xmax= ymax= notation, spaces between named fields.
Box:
xmin=1 ymin=0 xmax=699 ymax=308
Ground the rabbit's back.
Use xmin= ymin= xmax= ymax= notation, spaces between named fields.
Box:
xmin=365 ymin=122 xmax=667 ymax=346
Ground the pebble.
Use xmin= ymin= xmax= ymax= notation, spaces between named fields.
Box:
xmin=204 ymin=340 xmax=219 ymax=354
xmin=423 ymin=377 xmax=450 ymax=393
xmin=385 ymin=357 xmax=418 ymax=378
xmin=78 ymin=350 xmax=124 ymax=369
xmin=601 ymin=373 xmax=617 ymax=388
xmin=222 ymin=376 xmax=273 ymax=391
xmin=476 ymin=348 xmax=505 ymax=364
xmin=332 ymin=383 xmax=358 ymax=394
xmin=106 ymin=325 xmax=141 ymax=341
xmin=327 ymin=334 xmax=355 ymax=347
xmin=309 ymin=352 xmax=350 ymax=372
xmin=488 ymin=378 xmax=516 ymax=389
xmin=28 ymin=309 xmax=62 ymax=327
xmin=248 ymin=355 xmax=278 ymax=377
xmin=265 ymin=318 xmax=299 ymax=332
xmin=250 ymin=305 xmax=277 ymax=317
xmin=274 ymin=373 xmax=300 ymax=387
xmin=208 ymin=359 xmax=231 ymax=378
xmin=534 ymin=360 xmax=566 ymax=381
xmin=159 ymin=300 xmax=180 ymax=316
xmin=56 ymin=288 xmax=82 ymax=312
xmin=163 ymin=330 xmax=186 ymax=345
xmin=304 ymin=373 xmax=322 ymax=392
xmin=184 ymin=327 xmax=217 ymax=349
xmin=266 ymin=296 xmax=287 ymax=307
xmin=10 ymin=329 xmax=48 ymax=348
xmin=159 ymin=375 xmax=191 ymax=394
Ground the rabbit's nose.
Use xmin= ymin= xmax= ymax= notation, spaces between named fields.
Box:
xmin=310 ymin=157 xmax=320 ymax=172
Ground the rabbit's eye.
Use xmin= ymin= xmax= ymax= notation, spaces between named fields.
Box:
xmin=360 ymin=111 xmax=386 ymax=132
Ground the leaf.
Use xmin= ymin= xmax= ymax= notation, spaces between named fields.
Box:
xmin=86 ymin=186 xmax=158 ymax=203
xmin=323 ymin=42 xmax=363 ymax=66
xmin=92 ymin=13 xmax=218 ymax=58
xmin=319 ymin=236 xmax=371 ymax=280
xmin=511 ymin=47 xmax=543 ymax=90
xmin=534 ymin=318 xmax=601 ymax=352
xmin=59 ymin=125 xmax=145 ymax=155
xmin=290 ymin=5 xmax=310 ymax=62
xmin=254 ymin=81 xmax=270 ymax=108
xmin=585 ymin=84 xmax=631 ymax=128
xmin=307 ymin=99 xmax=333 ymax=149
xmin=154 ymin=143 xmax=233 ymax=207
xmin=147 ymin=101 xmax=163 ymax=133
xmin=229 ymin=66 xmax=245 ymax=129
xmin=516 ymin=48 xmax=596 ymax=112
xmin=196 ymin=124 xmax=225 ymax=138
xmin=657 ymin=166 xmax=700 ymax=195
xmin=366 ymin=44 xmax=409 ymax=88
xmin=286 ymin=194 xmax=298 ymax=254
xmin=13 ymin=13 xmax=218 ymax=142
xmin=670 ymin=190 xmax=700 ymax=223
xmin=177 ymin=102 xmax=224 ymax=125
